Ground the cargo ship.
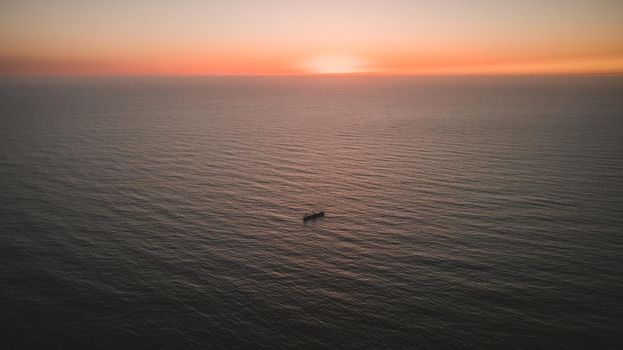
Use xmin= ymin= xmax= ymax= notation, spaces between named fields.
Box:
xmin=303 ymin=211 xmax=325 ymax=221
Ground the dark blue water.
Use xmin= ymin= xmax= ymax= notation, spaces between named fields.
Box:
xmin=1 ymin=76 xmax=622 ymax=349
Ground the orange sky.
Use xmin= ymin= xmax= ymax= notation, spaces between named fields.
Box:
xmin=1 ymin=0 xmax=623 ymax=76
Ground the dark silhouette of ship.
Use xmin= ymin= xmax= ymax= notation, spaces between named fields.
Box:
xmin=303 ymin=211 xmax=325 ymax=221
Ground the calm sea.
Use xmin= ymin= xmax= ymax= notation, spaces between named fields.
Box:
xmin=1 ymin=76 xmax=622 ymax=349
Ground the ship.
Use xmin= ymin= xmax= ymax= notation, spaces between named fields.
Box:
xmin=303 ymin=211 xmax=325 ymax=221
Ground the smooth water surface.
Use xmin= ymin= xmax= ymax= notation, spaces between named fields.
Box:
xmin=1 ymin=76 xmax=622 ymax=348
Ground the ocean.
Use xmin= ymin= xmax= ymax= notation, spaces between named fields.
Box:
xmin=1 ymin=76 xmax=622 ymax=349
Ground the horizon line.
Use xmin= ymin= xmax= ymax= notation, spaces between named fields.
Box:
xmin=2 ymin=72 xmax=623 ymax=79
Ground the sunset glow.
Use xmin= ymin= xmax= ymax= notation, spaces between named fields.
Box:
xmin=300 ymin=55 xmax=371 ymax=75
xmin=1 ymin=0 xmax=622 ymax=76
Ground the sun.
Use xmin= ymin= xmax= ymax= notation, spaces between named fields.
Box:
xmin=299 ymin=54 xmax=370 ymax=75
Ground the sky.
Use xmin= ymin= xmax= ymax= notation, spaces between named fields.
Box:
xmin=1 ymin=0 xmax=623 ymax=75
